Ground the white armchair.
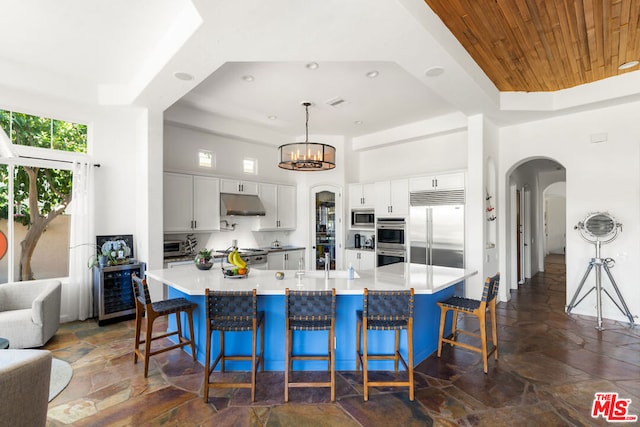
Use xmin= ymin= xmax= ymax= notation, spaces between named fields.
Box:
xmin=0 ymin=279 xmax=62 ymax=348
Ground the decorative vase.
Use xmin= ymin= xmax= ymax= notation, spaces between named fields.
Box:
xmin=194 ymin=254 xmax=213 ymax=270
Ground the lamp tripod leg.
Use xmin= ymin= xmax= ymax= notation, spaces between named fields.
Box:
xmin=602 ymin=263 xmax=635 ymax=328
xmin=566 ymin=261 xmax=594 ymax=313
xmin=595 ymin=262 xmax=603 ymax=331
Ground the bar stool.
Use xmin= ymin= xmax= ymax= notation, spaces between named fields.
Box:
xmin=284 ymin=288 xmax=336 ymax=402
xmin=356 ymin=288 xmax=414 ymax=401
xmin=131 ymin=274 xmax=197 ymax=377
xmin=437 ymin=273 xmax=500 ymax=373
xmin=203 ymin=288 xmax=264 ymax=402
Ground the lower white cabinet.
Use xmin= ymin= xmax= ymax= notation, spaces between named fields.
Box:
xmin=345 ymin=249 xmax=375 ymax=271
xmin=268 ymin=249 xmax=305 ymax=270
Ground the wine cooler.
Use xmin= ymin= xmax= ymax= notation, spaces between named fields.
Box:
xmin=93 ymin=262 xmax=145 ymax=326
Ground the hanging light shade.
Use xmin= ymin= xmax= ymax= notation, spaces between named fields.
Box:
xmin=278 ymin=102 xmax=336 ymax=171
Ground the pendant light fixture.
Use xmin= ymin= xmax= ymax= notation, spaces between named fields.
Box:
xmin=278 ymin=102 xmax=336 ymax=171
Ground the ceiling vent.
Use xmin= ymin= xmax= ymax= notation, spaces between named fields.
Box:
xmin=326 ymin=97 xmax=348 ymax=108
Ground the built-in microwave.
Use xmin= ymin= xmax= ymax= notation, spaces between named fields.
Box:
xmin=163 ymin=240 xmax=186 ymax=257
xmin=351 ymin=209 xmax=375 ymax=228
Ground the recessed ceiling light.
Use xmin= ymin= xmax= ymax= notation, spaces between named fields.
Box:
xmin=242 ymin=75 xmax=255 ymax=82
xmin=306 ymin=62 xmax=319 ymax=70
xmin=268 ymin=115 xmax=278 ymax=120
xmin=173 ymin=72 xmax=194 ymax=81
xmin=618 ymin=60 xmax=639 ymax=70
xmin=425 ymin=66 xmax=445 ymax=77
xmin=354 ymin=120 xmax=363 ymax=125
xmin=366 ymin=70 xmax=379 ymax=78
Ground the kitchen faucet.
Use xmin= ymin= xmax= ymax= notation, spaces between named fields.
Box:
xmin=325 ymin=253 xmax=330 ymax=279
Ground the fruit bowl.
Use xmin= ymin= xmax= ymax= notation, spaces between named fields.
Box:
xmin=222 ymin=267 xmax=249 ymax=279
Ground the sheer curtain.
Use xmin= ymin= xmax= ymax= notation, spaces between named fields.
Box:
xmin=68 ymin=161 xmax=95 ymax=321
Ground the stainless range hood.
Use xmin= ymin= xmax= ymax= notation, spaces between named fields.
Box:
xmin=220 ymin=193 xmax=266 ymax=216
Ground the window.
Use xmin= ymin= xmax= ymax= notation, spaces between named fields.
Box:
xmin=243 ymin=157 xmax=257 ymax=175
xmin=0 ymin=108 xmax=87 ymax=282
xmin=198 ymin=150 xmax=215 ymax=168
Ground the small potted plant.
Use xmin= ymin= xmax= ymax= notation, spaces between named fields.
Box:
xmin=194 ymin=248 xmax=214 ymax=270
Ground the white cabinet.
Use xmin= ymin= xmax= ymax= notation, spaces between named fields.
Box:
xmin=256 ymin=183 xmax=296 ymax=230
xmin=349 ymin=183 xmax=376 ymax=208
xmin=220 ymin=179 xmax=259 ymax=195
xmin=375 ymin=179 xmax=409 ymax=217
xmin=345 ymin=249 xmax=375 ymax=271
xmin=409 ymin=172 xmax=465 ymax=192
xmin=268 ymin=249 xmax=304 ymax=270
xmin=164 ymin=173 xmax=220 ymax=233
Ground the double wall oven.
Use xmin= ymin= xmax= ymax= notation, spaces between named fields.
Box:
xmin=376 ymin=218 xmax=406 ymax=266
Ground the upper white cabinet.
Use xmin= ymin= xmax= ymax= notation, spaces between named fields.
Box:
xmin=256 ymin=183 xmax=296 ymax=230
xmin=220 ymin=179 xmax=259 ymax=195
xmin=349 ymin=183 xmax=376 ymax=209
xmin=164 ymin=172 xmax=220 ymax=233
xmin=375 ymin=179 xmax=409 ymax=217
xmin=409 ymin=172 xmax=465 ymax=192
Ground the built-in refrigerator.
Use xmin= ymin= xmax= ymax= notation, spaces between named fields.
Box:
xmin=409 ymin=190 xmax=465 ymax=268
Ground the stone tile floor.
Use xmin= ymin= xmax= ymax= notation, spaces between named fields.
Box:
xmin=44 ymin=257 xmax=640 ymax=426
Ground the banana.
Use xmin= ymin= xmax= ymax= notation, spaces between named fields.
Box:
xmin=227 ymin=250 xmax=236 ymax=265
xmin=233 ymin=251 xmax=247 ymax=268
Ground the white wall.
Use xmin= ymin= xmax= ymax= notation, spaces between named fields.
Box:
xmin=500 ymin=100 xmax=640 ymax=323
xmin=356 ymin=131 xmax=467 ymax=182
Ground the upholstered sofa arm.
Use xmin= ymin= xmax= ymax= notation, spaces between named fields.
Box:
xmin=0 ymin=349 xmax=52 ymax=426
xmin=0 ymin=279 xmax=61 ymax=312
xmin=31 ymin=281 xmax=62 ymax=326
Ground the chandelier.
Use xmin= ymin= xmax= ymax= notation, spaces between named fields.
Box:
xmin=278 ymin=102 xmax=336 ymax=171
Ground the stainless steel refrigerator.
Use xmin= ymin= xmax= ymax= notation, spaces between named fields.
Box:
xmin=409 ymin=191 xmax=465 ymax=268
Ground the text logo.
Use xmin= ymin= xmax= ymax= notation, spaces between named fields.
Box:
xmin=592 ymin=392 xmax=638 ymax=422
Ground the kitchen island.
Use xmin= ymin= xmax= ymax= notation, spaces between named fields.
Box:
xmin=146 ymin=264 xmax=477 ymax=371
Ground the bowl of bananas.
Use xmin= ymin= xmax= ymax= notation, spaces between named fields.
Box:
xmin=222 ymin=248 xmax=249 ymax=278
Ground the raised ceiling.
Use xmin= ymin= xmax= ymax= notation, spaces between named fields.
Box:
xmin=425 ymin=0 xmax=640 ymax=92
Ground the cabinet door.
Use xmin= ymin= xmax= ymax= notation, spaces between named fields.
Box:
xmin=240 ymin=181 xmax=259 ymax=195
xmin=374 ymin=181 xmax=391 ymax=216
xmin=389 ymin=179 xmax=409 ymax=216
xmin=220 ymin=179 xmax=241 ymax=194
xmin=409 ymin=176 xmax=435 ymax=192
xmin=361 ymin=183 xmax=376 ymax=208
xmin=359 ymin=251 xmax=376 ymax=270
xmin=284 ymin=250 xmax=304 ymax=270
xmin=434 ymin=172 xmax=465 ymax=190
xmin=193 ymin=176 xmax=220 ymax=231
xmin=164 ymin=173 xmax=194 ymax=232
xmin=345 ymin=249 xmax=359 ymax=268
xmin=267 ymin=252 xmax=285 ymax=270
xmin=276 ymin=184 xmax=296 ymax=229
xmin=257 ymin=183 xmax=278 ymax=229
xmin=349 ymin=184 xmax=364 ymax=208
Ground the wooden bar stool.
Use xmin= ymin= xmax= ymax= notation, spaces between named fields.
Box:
xmin=356 ymin=288 xmax=414 ymax=401
xmin=203 ymin=288 xmax=264 ymax=402
xmin=131 ymin=273 xmax=197 ymax=377
xmin=437 ymin=273 xmax=500 ymax=373
xmin=284 ymin=288 xmax=336 ymax=402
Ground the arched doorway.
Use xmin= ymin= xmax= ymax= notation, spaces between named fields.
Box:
xmin=505 ymin=158 xmax=566 ymax=291
xmin=309 ymin=185 xmax=343 ymax=271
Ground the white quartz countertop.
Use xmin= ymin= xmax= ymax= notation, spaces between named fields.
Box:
xmin=146 ymin=263 xmax=477 ymax=296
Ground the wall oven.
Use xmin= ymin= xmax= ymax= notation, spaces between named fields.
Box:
xmin=377 ymin=248 xmax=406 ymax=267
xmin=376 ymin=218 xmax=406 ymax=266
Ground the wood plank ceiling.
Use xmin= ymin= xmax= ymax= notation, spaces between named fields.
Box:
xmin=424 ymin=0 xmax=640 ymax=92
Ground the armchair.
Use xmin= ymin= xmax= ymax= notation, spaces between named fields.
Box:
xmin=0 ymin=279 xmax=62 ymax=348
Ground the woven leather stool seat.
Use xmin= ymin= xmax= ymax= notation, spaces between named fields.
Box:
xmin=285 ymin=288 xmax=336 ymax=402
xmin=131 ymin=274 xmax=197 ymax=378
xmin=437 ymin=273 xmax=500 ymax=374
xmin=204 ymin=289 xmax=264 ymax=402
xmin=356 ymin=288 xmax=414 ymax=401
